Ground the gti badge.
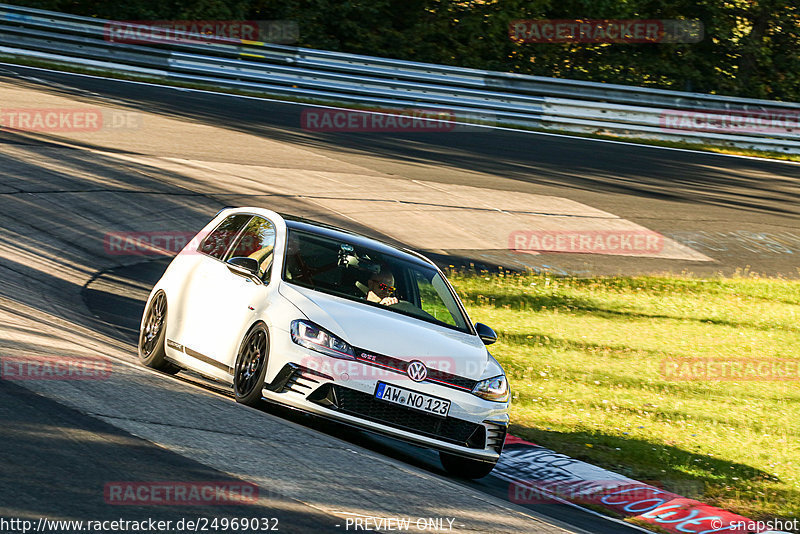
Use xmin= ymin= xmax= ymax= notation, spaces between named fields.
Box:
xmin=407 ymin=360 xmax=427 ymax=382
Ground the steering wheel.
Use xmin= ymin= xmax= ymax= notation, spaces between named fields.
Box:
xmin=289 ymin=253 xmax=316 ymax=284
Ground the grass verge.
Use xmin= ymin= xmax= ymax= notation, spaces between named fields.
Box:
xmin=448 ymin=271 xmax=800 ymax=522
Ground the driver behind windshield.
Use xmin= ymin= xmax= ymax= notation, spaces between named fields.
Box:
xmin=364 ymin=267 xmax=398 ymax=307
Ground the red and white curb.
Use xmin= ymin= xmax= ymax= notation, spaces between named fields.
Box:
xmin=495 ymin=435 xmax=791 ymax=533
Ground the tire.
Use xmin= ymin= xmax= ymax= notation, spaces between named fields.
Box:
xmin=138 ymin=290 xmax=180 ymax=374
xmin=439 ymin=451 xmax=497 ymax=479
xmin=233 ymin=323 xmax=270 ymax=406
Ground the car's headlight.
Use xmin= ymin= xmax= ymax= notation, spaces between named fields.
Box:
xmin=472 ymin=375 xmax=509 ymax=402
xmin=290 ymin=320 xmax=355 ymax=359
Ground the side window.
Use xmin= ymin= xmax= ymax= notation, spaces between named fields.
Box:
xmin=414 ymin=271 xmax=457 ymax=327
xmin=226 ymin=216 xmax=276 ymax=281
xmin=198 ymin=214 xmax=252 ymax=259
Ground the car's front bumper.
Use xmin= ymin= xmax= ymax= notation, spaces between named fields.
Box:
xmin=263 ymin=329 xmax=509 ymax=462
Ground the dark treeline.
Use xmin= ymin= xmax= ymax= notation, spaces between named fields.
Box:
xmin=9 ymin=0 xmax=799 ymax=101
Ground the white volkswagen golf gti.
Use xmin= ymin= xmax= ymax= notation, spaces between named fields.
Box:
xmin=139 ymin=207 xmax=509 ymax=478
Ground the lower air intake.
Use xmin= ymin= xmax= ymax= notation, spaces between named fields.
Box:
xmin=309 ymin=384 xmax=484 ymax=448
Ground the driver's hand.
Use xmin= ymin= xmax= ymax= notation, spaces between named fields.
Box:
xmin=380 ymin=296 xmax=398 ymax=306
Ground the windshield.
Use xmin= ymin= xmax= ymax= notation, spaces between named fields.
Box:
xmin=282 ymin=229 xmax=470 ymax=333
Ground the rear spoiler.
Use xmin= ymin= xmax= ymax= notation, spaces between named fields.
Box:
xmin=213 ymin=206 xmax=239 ymax=218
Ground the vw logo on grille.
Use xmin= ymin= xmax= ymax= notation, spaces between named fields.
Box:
xmin=407 ymin=360 xmax=428 ymax=382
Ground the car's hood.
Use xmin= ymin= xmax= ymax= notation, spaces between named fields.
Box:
xmin=279 ymin=282 xmax=489 ymax=380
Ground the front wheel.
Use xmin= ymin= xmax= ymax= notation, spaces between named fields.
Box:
xmin=233 ymin=324 xmax=270 ymax=406
xmin=439 ymin=451 xmax=497 ymax=479
xmin=138 ymin=290 xmax=180 ymax=374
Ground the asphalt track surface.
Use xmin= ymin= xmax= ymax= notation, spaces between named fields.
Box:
xmin=0 ymin=63 xmax=798 ymax=533
xmin=3 ymin=63 xmax=799 ymax=276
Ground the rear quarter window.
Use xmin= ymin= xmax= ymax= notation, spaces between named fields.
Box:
xmin=198 ymin=214 xmax=252 ymax=259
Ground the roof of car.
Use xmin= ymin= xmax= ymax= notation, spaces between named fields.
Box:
xmin=280 ymin=213 xmax=433 ymax=268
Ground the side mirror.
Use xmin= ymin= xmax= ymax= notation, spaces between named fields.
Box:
xmin=227 ymin=256 xmax=259 ymax=276
xmin=475 ymin=323 xmax=497 ymax=345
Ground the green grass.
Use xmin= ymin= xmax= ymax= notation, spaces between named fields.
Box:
xmin=449 ymin=271 xmax=800 ymax=522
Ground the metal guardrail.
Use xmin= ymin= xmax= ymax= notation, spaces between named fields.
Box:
xmin=0 ymin=3 xmax=798 ymax=154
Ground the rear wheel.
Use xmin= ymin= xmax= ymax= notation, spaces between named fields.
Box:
xmin=439 ymin=451 xmax=497 ymax=479
xmin=138 ymin=290 xmax=180 ymax=374
xmin=233 ymin=324 xmax=270 ymax=406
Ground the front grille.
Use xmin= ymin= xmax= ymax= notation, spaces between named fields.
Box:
xmin=308 ymin=384 xmax=485 ymax=448
xmin=354 ymin=350 xmax=478 ymax=392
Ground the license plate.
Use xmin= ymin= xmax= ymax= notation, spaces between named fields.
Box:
xmin=375 ymin=382 xmax=451 ymax=417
